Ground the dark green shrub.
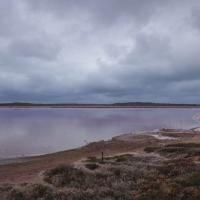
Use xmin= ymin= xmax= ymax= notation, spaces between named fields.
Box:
xmin=7 ymin=188 xmax=25 ymax=200
xmin=86 ymin=156 xmax=98 ymax=163
xmin=85 ymin=163 xmax=99 ymax=170
xmin=144 ymin=146 xmax=160 ymax=153
xmin=176 ymin=171 xmax=200 ymax=187
xmin=44 ymin=165 xmax=88 ymax=187
xmin=0 ymin=184 xmax=13 ymax=192
xmin=26 ymin=184 xmax=54 ymax=199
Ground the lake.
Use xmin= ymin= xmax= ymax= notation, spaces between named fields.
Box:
xmin=0 ymin=108 xmax=200 ymax=158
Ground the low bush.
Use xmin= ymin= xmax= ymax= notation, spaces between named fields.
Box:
xmin=7 ymin=184 xmax=54 ymax=200
xmin=86 ymin=156 xmax=98 ymax=163
xmin=166 ymin=143 xmax=200 ymax=148
xmin=7 ymin=188 xmax=25 ymax=200
xmin=85 ymin=163 xmax=99 ymax=170
xmin=156 ymin=158 xmax=197 ymax=177
xmin=25 ymin=184 xmax=54 ymax=199
xmin=44 ymin=165 xmax=87 ymax=187
xmin=113 ymin=154 xmax=132 ymax=162
xmin=176 ymin=171 xmax=200 ymax=187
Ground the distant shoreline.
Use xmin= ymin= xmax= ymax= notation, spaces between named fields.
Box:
xmin=1 ymin=105 xmax=200 ymax=109
xmin=0 ymin=102 xmax=200 ymax=108
xmin=1 ymin=102 xmax=200 ymax=109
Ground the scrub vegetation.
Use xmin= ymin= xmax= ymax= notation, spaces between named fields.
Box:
xmin=0 ymin=129 xmax=200 ymax=199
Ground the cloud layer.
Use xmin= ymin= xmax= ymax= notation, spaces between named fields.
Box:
xmin=0 ymin=0 xmax=200 ymax=103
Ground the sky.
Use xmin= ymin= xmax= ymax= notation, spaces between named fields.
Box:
xmin=0 ymin=0 xmax=200 ymax=103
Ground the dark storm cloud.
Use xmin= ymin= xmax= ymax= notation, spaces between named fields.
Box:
xmin=0 ymin=0 xmax=200 ymax=103
xmin=9 ymin=37 xmax=60 ymax=60
xmin=191 ymin=7 xmax=200 ymax=30
xmin=28 ymin=0 xmax=163 ymax=24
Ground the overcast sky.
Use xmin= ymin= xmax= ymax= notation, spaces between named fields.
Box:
xmin=0 ymin=0 xmax=200 ymax=103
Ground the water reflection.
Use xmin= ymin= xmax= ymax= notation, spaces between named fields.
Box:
xmin=0 ymin=108 xmax=199 ymax=157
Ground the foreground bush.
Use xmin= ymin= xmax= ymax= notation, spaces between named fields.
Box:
xmin=44 ymin=165 xmax=88 ymax=187
xmin=176 ymin=171 xmax=200 ymax=187
xmin=85 ymin=163 xmax=99 ymax=170
xmin=7 ymin=184 xmax=54 ymax=200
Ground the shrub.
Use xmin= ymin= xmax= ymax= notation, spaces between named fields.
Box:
xmin=156 ymin=159 xmax=197 ymax=178
xmin=86 ymin=156 xmax=98 ymax=163
xmin=7 ymin=184 xmax=54 ymax=200
xmin=176 ymin=171 xmax=200 ymax=187
xmin=114 ymin=154 xmax=132 ymax=162
xmin=25 ymin=184 xmax=54 ymax=199
xmin=85 ymin=163 xmax=99 ymax=170
xmin=144 ymin=146 xmax=160 ymax=153
xmin=0 ymin=184 xmax=13 ymax=192
xmin=44 ymin=165 xmax=90 ymax=188
xmin=7 ymin=188 xmax=25 ymax=200
xmin=166 ymin=143 xmax=200 ymax=148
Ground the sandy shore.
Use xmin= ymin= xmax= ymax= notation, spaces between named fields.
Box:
xmin=0 ymin=128 xmax=199 ymax=184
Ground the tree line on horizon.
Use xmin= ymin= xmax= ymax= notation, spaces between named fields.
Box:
xmin=0 ymin=102 xmax=199 ymax=107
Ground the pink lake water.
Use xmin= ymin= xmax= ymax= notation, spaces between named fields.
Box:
xmin=0 ymin=108 xmax=200 ymax=158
